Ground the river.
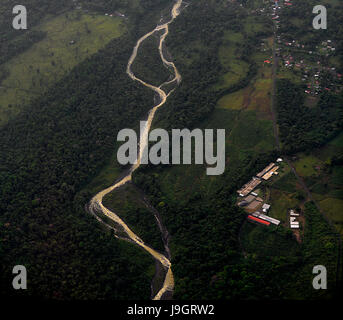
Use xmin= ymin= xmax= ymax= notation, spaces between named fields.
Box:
xmin=88 ymin=0 xmax=183 ymax=300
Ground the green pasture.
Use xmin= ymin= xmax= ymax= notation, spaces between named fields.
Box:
xmin=0 ymin=10 xmax=125 ymax=125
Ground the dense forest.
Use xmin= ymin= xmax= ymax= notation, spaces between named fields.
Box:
xmin=0 ymin=0 xmax=341 ymax=301
xmin=0 ymin=0 xmax=173 ymax=300
xmin=277 ymin=79 xmax=343 ymax=154
xmin=131 ymin=0 xmax=341 ymax=299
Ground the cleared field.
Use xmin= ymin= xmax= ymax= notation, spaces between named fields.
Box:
xmin=214 ymin=30 xmax=249 ymax=91
xmin=293 ymin=133 xmax=343 ymax=235
xmin=148 ymin=108 xmax=239 ymax=203
xmin=247 ymin=77 xmax=272 ymax=115
xmin=152 ymin=109 xmax=274 ymax=204
xmin=319 ymin=198 xmax=343 ymax=236
xmin=217 ymin=44 xmax=273 ymax=118
xmin=0 ymin=11 xmax=125 ymax=125
xmin=217 ymin=70 xmax=272 ymax=116
xmin=277 ymin=66 xmax=302 ymax=84
xmin=294 ymin=155 xmax=321 ymax=177
xmin=228 ymin=111 xmax=274 ymax=152
xmin=223 ymin=31 xmax=243 ymax=43
xmin=269 ymin=188 xmax=299 ymax=222
xmin=217 ymin=89 xmax=245 ymax=110
xmin=271 ymin=171 xmax=298 ymax=193
xmin=216 ymin=45 xmax=249 ymax=90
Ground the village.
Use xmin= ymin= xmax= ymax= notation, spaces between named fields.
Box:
xmin=258 ymin=0 xmax=342 ymax=97
xmin=236 ymin=159 xmax=301 ymax=230
xmin=232 ymin=0 xmax=342 ymax=237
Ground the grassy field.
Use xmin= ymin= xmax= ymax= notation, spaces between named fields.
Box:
xmin=292 ymin=133 xmax=343 ymax=235
xmin=217 ymin=89 xmax=245 ymax=110
xmin=294 ymin=154 xmax=321 ymax=177
xmin=271 ymin=170 xmax=298 ymax=193
xmin=146 ymin=107 xmax=239 ymax=203
xmin=244 ymin=16 xmax=269 ymax=36
xmin=277 ymin=66 xmax=303 ymax=84
xmin=265 ymin=162 xmax=301 ymax=222
xmin=218 ymin=36 xmax=273 ymax=119
xmin=217 ymin=69 xmax=272 ymax=116
xmin=216 ymin=46 xmax=249 ymax=90
xmin=329 ymin=131 xmax=343 ymax=148
xmin=217 ymin=67 xmax=272 ymax=116
xmin=0 ymin=10 xmax=125 ymax=125
xmin=318 ymin=198 xmax=343 ymax=235
xmin=228 ymin=111 xmax=274 ymax=151
xmin=215 ymin=30 xmax=249 ymax=90
xmin=269 ymin=188 xmax=299 ymax=222
xmin=141 ymin=108 xmax=275 ymax=207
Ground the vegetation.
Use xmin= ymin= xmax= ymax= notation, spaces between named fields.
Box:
xmin=0 ymin=0 xmax=173 ymax=300
xmin=103 ymin=183 xmax=165 ymax=252
xmin=0 ymin=0 xmax=341 ymax=301
xmin=131 ymin=33 xmax=171 ymax=87
xmin=0 ymin=0 xmax=72 ymax=65
xmin=276 ymin=79 xmax=342 ymax=154
xmin=0 ymin=11 xmax=125 ymax=125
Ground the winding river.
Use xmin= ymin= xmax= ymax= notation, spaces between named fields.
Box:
xmin=89 ymin=0 xmax=183 ymax=300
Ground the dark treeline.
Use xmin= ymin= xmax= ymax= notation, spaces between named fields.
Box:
xmin=0 ymin=30 xmax=46 ymax=67
xmin=131 ymin=32 xmax=172 ymax=87
xmin=0 ymin=0 xmax=176 ymax=300
xmin=276 ymin=79 xmax=343 ymax=154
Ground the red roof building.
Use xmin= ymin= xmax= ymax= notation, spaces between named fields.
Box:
xmin=247 ymin=215 xmax=270 ymax=226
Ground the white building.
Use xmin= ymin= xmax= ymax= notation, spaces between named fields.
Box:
xmin=262 ymin=204 xmax=271 ymax=212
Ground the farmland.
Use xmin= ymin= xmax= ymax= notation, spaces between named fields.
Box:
xmin=0 ymin=10 xmax=125 ymax=125
xmin=290 ymin=135 xmax=343 ymax=236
